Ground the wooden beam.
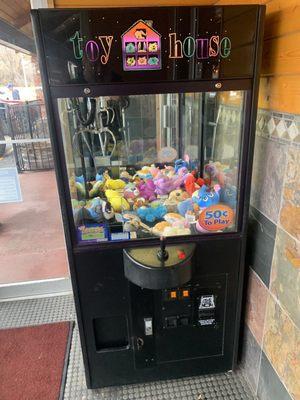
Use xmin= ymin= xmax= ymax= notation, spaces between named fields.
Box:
xmin=14 ymin=13 xmax=31 ymax=29
xmin=0 ymin=18 xmax=35 ymax=53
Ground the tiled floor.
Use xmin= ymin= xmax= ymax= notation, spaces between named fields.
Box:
xmin=0 ymin=295 xmax=257 ymax=400
xmin=0 ymin=170 xmax=69 ymax=284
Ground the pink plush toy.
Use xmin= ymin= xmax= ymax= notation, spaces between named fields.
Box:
xmin=137 ymin=179 xmax=156 ymax=201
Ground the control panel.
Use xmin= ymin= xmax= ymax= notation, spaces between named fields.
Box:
xmin=161 ymin=288 xmax=217 ymax=329
xmin=130 ymin=274 xmax=226 ymax=368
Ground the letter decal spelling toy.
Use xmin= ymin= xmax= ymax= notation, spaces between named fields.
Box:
xmin=70 ymin=31 xmax=83 ymax=60
xmin=122 ymin=20 xmax=162 ymax=71
xmin=98 ymin=36 xmax=113 ymax=64
xmin=85 ymin=40 xmax=99 ymax=62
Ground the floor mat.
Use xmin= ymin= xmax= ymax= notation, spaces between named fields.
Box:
xmin=0 ymin=321 xmax=73 ymax=400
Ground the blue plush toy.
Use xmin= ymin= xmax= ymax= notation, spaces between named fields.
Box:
xmin=177 ymin=198 xmax=194 ymax=216
xmin=174 ymin=159 xmax=189 ymax=173
xmin=192 ymin=185 xmax=220 ymax=208
xmin=75 ymin=175 xmax=85 ymax=184
xmin=220 ymin=185 xmax=237 ymax=208
xmin=137 ymin=205 xmax=167 ymax=223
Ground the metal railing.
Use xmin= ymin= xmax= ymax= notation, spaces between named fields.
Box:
xmin=0 ymin=100 xmax=54 ymax=171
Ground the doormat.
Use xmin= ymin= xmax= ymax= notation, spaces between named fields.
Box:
xmin=0 ymin=321 xmax=74 ymax=400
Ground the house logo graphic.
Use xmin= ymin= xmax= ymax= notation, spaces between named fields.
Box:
xmin=122 ymin=20 xmax=162 ymax=71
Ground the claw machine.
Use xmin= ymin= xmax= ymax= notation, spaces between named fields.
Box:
xmin=31 ymin=5 xmax=265 ymax=388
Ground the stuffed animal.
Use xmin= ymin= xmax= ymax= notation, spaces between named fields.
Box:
xmin=168 ymin=189 xmax=190 ymax=203
xmin=75 ymin=175 xmax=85 ymax=184
xmin=133 ymin=197 xmax=147 ymax=210
xmin=192 ymin=185 xmax=220 ymax=209
xmin=96 ymin=168 xmax=110 ymax=182
xmin=204 ymin=161 xmax=226 ymax=187
xmin=219 ymin=185 xmax=237 ymax=208
xmin=120 ymin=171 xmax=132 ymax=183
xmin=137 ymin=204 xmax=167 ymax=223
xmin=137 ymin=179 xmax=156 ymax=201
xmin=164 ymin=212 xmax=185 ymax=225
xmin=105 ymin=189 xmax=130 ymax=212
xmin=174 ymin=159 xmax=189 ymax=173
xmin=89 ymin=180 xmax=104 ymax=198
xmin=149 ymin=165 xmax=160 ymax=178
xmin=135 ymin=167 xmax=153 ymax=180
xmin=184 ymin=171 xmax=204 ymax=196
xmin=105 ymin=179 xmax=126 ymax=190
xmin=72 ymin=197 xmax=114 ymax=225
xmin=163 ymin=226 xmax=191 ymax=237
xmin=123 ymin=183 xmax=140 ymax=200
xmin=177 ymin=198 xmax=194 ymax=216
xmin=75 ymin=181 xmax=86 ymax=198
xmin=154 ymin=173 xmax=185 ymax=196
xmin=152 ymin=221 xmax=171 ymax=236
xmin=69 ymin=176 xmax=78 ymax=198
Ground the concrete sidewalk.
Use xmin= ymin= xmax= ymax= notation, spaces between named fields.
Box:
xmin=0 ymin=170 xmax=69 ymax=284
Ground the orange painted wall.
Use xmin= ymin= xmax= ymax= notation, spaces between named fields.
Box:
xmin=53 ymin=0 xmax=300 ymax=114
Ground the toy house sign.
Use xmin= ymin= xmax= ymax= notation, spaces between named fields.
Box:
xmin=69 ymin=19 xmax=231 ymax=72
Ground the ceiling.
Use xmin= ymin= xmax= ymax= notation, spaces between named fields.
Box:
xmin=0 ymin=0 xmax=32 ymax=39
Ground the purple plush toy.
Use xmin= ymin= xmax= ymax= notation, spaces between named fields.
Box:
xmin=154 ymin=172 xmax=186 ymax=196
xmin=137 ymin=179 xmax=156 ymax=201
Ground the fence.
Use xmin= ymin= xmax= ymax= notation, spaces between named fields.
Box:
xmin=0 ymin=100 xmax=54 ymax=171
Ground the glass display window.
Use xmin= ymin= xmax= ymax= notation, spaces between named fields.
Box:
xmin=57 ymin=90 xmax=245 ymax=244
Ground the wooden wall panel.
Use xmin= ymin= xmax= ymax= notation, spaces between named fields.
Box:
xmin=264 ymin=0 xmax=300 ymax=39
xmin=262 ymin=32 xmax=300 ymax=77
xmin=258 ymin=75 xmax=300 ymax=114
xmin=54 ymin=0 xmax=269 ymax=7
xmin=54 ymin=0 xmax=215 ymax=7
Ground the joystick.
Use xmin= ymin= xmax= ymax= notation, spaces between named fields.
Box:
xmin=157 ymin=236 xmax=169 ymax=262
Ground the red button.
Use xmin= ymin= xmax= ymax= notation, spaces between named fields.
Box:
xmin=177 ymin=250 xmax=186 ymax=260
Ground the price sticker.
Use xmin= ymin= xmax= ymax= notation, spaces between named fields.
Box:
xmin=198 ymin=204 xmax=234 ymax=231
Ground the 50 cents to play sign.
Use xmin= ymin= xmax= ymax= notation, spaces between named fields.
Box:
xmin=198 ymin=204 xmax=235 ymax=231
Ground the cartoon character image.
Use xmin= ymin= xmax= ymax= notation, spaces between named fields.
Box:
xmin=137 ymin=56 xmax=147 ymax=66
xmin=137 ymin=42 xmax=147 ymax=52
xmin=148 ymin=56 xmax=159 ymax=66
xmin=126 ymin=56 xmax=136 ymax=66
xmin=135 ymin=29 xmax=147 ymax=40
xmin=125 ymin=42 xmax=135 ymax=53
xmin=148 ymin=42 xmax=158 ymax=52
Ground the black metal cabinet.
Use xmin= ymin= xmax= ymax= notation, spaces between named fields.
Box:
xmin=31 ymin=5 xmax=265 ymax=388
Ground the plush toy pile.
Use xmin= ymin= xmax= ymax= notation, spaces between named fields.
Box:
xmin=69 ymin=159 xmax=237 ymax=238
